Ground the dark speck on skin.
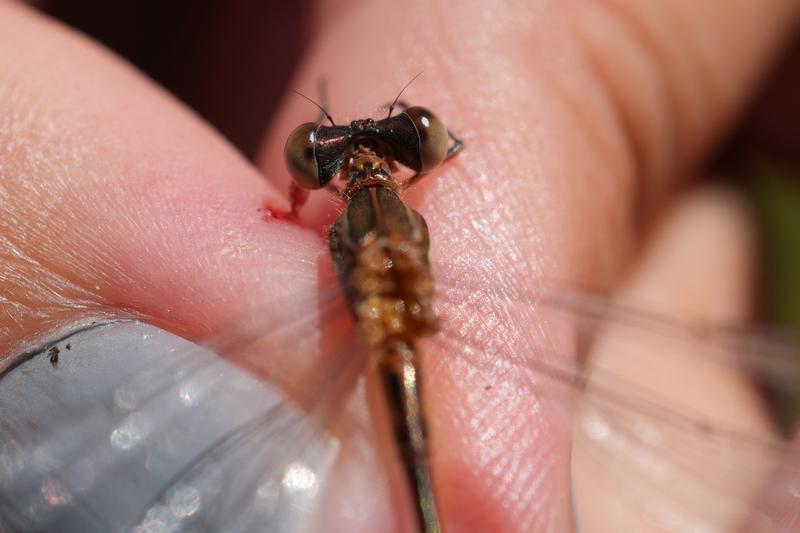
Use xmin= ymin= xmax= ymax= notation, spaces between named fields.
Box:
xmin=47 ymin=346 xmax=60 ymax=367
xmin=66 ymin=343 xmax=71 ymax=350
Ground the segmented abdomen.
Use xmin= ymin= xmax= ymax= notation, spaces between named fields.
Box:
xmin=329 ymin=186 xmax=438 ymax=348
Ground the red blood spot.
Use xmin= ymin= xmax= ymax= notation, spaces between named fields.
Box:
xmin=258 ymin=183 xmax=308 ymax=221
xmin=258 ymin=201 xmax=293 ymax=221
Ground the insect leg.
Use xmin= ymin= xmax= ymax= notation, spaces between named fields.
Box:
xmin=399 ymin=125 xmax=464 ymax=191
xmin=399 ymin=172 xmax=424 ymax=191
xmin=282 ymin=79 xmax=336 ymax=218
xmin=287 ymin=182 xmax=309 ymax=218
xmin=325 ymin=183 xmax=343 ymax=197
xmin=444 ymin=128 xmax=464 ymax=160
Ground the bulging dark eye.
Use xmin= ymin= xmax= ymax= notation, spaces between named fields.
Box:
xmin=402 ymin=107 xmax=448 ymax=173
xmin=284 ymin=122 xmax=322 ymax=189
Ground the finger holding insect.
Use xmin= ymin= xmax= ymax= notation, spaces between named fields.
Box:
xmin=0 ymin=0 xmax=341 ymax=355
xmin=1 ymin=0 xmax=797 ymax=532
xmin=0 ymin=2 xmax=329 ymax=397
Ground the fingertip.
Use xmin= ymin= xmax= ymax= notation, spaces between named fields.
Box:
xmin=627 ymin=184 xmax=758 ymax=321
xmin=0 ymin=1 xmax=320 ymax=356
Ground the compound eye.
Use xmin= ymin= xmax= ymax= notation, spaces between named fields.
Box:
xmin=402 ymin=106 xmax=448 ymax=172
xmin=284 ymin=122 xmax=322 ymax=189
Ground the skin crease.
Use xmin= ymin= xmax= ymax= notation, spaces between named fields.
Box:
xmin=0 ymin=0 xmax=798 ymax=532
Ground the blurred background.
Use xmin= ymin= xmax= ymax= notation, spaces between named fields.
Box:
xmin=34 ymin=1 xmax=800 ymax=330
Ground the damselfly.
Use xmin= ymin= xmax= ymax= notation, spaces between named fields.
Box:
xmin=283 ymin=86 xmax=464 ymax=532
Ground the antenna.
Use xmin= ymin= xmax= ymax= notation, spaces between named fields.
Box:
xmin=387 ymin=71 xmax=423 ymax=118
xmin=292 ymin=90 xmax=336 ymax=126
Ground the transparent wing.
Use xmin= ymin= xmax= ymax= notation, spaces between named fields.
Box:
xmin=0 ymin=284 xmax=380 ymax=533
xmin=547 ymin=285 xmax=800 ymax=532
xmin=432 ymin=276 xmax=800 ymax=532
xmin=5 ymin=272 xmax=800 ymax=533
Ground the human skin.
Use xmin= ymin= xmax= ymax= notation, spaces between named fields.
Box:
xmin=1 ymin=0 xmax=798 ymax=531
